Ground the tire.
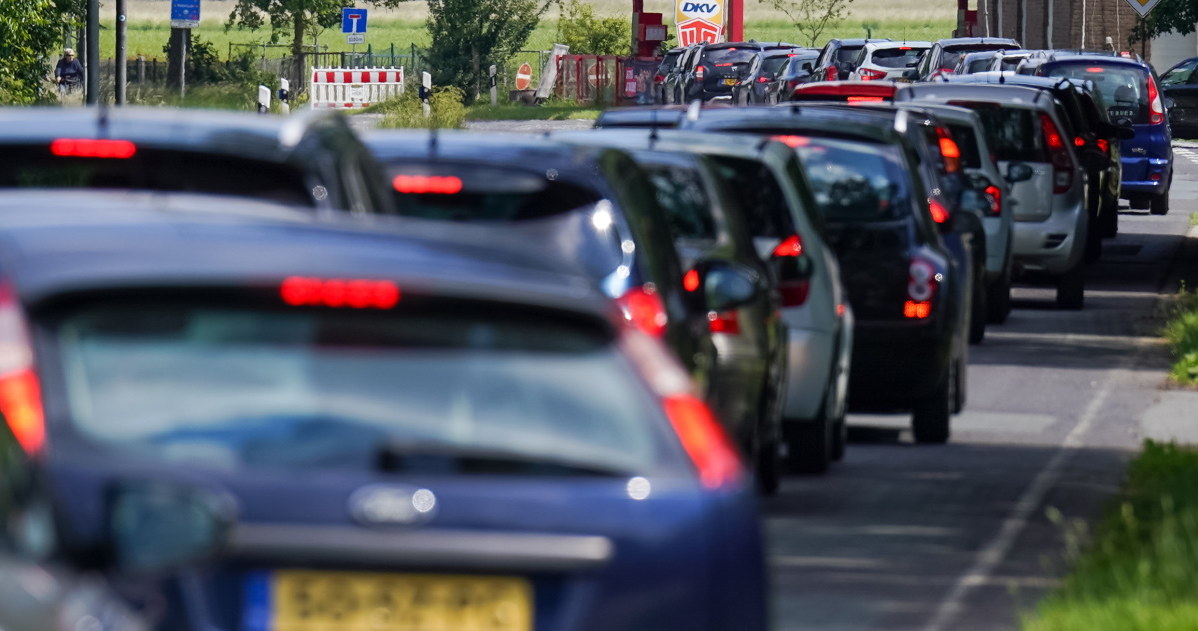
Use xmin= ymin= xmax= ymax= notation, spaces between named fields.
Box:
xmin=968 ymin=271 xmax=987 ymax=344
xmin=951 ymin=354 xmax=966 ymax=415
xmin=986 ymin=270 xmax=1012 ymax=324
xmin=831 ymin=418 xmax=847 ymax=461
xmin=1101 ymin=191 xmax=1119 ymax=238
xmin=785 ymin=418 xmax=831 ymax=475
xmin=754 ymin=432 xmax=781 ymax=496
xmin=912 ymin=359 xmax=953 ymax=444
xmin=1055 ymin=263 xmax=1085 ymax=310
xmin=1150 ymin=191 xmax=1170 ymax=216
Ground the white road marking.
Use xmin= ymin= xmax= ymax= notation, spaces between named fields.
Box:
xmin=921 ymin=355 xmax=1132 ymax=631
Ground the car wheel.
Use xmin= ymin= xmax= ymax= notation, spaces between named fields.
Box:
xmin=912 ymin=359 xmax=953 ymax=444
xmin=1128 ymin=195 xmax=1150 ymax=210
xmin=1101 ymin=191 xmax=1120 ymax=237
xmin=786 ymin=378 xmax=837 ymax=475
xmin=969 ymin=271 xmax=987 ymax=344
xmin=754 ymin=431 xmax=781 ymax=496
xmin=986 ymin=269 xmax=1012 ymax=324
xmin=951 ymin=353 xmax=966 ymax=415
xmin=1150 ymin=191 xmax=1170 ymax=215
xmin=1055 ymin=263 xmax=1085 ymax=310
xmin=831 ymin=417 xmax=847 ymax=461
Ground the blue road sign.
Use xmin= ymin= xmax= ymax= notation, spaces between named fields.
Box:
xmin=341 ymin=8 xmax=368 ymax=34
xmin=170 ymin=0 xmax=200 ymax=27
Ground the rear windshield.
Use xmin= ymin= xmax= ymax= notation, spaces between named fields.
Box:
xmin=52 ymin=298 xmax=672 ymax=475
xmin=941 ymin=45 xmax=1015 ymax=71
xmin=701 ymin=46 xmax=761 ymax=66
xmin=871 ymin=47 xmax=924 ymax=69
xmin=959 ymin=105 xmax=1045 ymax=162
xmin=761 ymin=55 xmax=791 ymax=76
xmin=794 ymin=138 xmax=914 ymax=223
xmin=1044 ymin=63 xmax=1149 ymax=123
xmin=643 ymin=164 xmax=717 ymax=240
xmin=835 ymin=46 xmax=864 ymax=64
xmin=708 ymin=156 xmax=794 ymax=238
xmin=965 ymin=57 xmax=993 ymax=73
xmin=659 ymin=51 xmax=682 ymax=73
xmin=947 ymin=123 xmax=983 ymax=169
xmin=0 ymin=147 xmax=314 ymax=206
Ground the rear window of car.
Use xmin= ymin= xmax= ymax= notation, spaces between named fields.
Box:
xmin=966 ymin=57 xmax=992 ymax=73
xmin=659 ymin=51 xmax=682 ymax=73
xmin=835 ymin=46 xmax=864 ymax=64
xmin=941 ymin=45 xmax=1015 ymax=71
xmin=794 ymin=137 xmax=914 ymax=223
xmin=643 ymin=164 xmax=717 ymax=240
xmin=761 ymin=55 xmax=791 ymax=75
xmin=51 ymin=297 xmax=674 ymax=476
xmin=871 ymin=47 xmax=924 ymax=68
xmin=707 ymin=156 xmax=794 ymax=238
xmin=0 ymin=147 xmax=314 ymax=206
xmin=701 ymin=46 xmax=761 ymax=67
xmin=1043 ymin=63 xmax=1149 ymax=123
xmin=958 ymin=105 xmax=1046 ymax=162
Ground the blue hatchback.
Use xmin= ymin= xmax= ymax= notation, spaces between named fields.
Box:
xmin=0 ymin=190 xmax=768 ymax=631
xmin=1030 ymin=53 xmax=1174 ymax=215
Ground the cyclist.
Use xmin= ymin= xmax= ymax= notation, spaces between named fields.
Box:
xmin=54 ymin=48 xmax=83 ymax=92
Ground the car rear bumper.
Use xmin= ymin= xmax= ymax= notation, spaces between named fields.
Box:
xmin=1120 ymin=158 xmax=1171 ymax=196
xmin=848 ymin=321 xmax=953 ymax=411
xmin=1010 ymin=195 xmax=1086 ymax=276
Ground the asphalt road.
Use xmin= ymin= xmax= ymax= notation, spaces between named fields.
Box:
xmin=766 ymin=143 xmax=1198 ymax=631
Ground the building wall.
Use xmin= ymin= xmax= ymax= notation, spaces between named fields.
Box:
xmin=1152 ymin=30 xmax=1198 ymax=72
xmin=975 ymin=0 xmax=1144 ymax=57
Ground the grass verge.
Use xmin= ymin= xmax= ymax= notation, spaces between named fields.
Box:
xmin=1023 ymin=441 xmax=1198 ymax=631
xmin=1163 ymin=287 xmax=1198 ymax=386
xmin=465 ymin=103 xmax=601 ymax=121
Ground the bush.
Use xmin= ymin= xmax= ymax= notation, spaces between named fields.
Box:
xmin=375 ymin=85 xmax=467 ymax=129
xmin=1163 ymin=287 xmax=1198 ymax=386
xmin=555 ymin=0 xmax=630 ymax=56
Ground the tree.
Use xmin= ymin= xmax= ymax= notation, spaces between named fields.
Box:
xmin=225 ymin=0 xmax=405 ymax=58
xmin=1129 ymin=0 xmax=1198 ymax=44
xmin=555 ymin=0 xmax=629 ymax=56
xmin=0 ymin=0 xmax=78 ymax=103
xmin=426 ymin=0 xmax=552 ymax=102
xmin=758 ymin=0 xmax=853 ymax=47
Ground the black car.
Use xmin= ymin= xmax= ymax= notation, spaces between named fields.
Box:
xmin=681 ymin=105 xmax=975 ymax=442
xmin=812 ymin=38 xmax=892 ymax=82
xmin=772 ymin=50 xmax=822 ymax=102
xmin=1160 ymin=56 xmax=1198 ymax=138
xmin=732 ymin=49 xmax=810 ymax=105
xmin=911 ymin=37 xmax=1021 ymax=81
xmin=0 ymin=106 xmax=395 ymax=214
xmin=654 ymin=48 xmax=686 ymax=104
xmin=678 ymin=42 xmax=800 ymax=103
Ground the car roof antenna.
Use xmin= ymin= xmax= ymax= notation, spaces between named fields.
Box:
xmin=649 ymin=108 xmax=660 ymax=148
xmin=686 ymin=99 xmax=702 ymax=122
xmin=428 ymin=127 xmax=439 ymax=157
xmin=96 ymin=103 xmax=111 ymax=138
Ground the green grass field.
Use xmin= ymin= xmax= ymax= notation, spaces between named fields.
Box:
xmin=99 ymin=17 xmax=955 ymax=62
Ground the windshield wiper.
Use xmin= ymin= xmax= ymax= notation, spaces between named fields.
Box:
xmin=374 ymin=440 xmax=633 ymax=477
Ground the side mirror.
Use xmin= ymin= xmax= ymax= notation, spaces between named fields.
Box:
xmin=704 ymin=262 xmax=761 ymax=313
xmin=108 ymin=481 xmax=235 ymax=574
xmin=1006 ymin=162 xmax=1034 ymax=184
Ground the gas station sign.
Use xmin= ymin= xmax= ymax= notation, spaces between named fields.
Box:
xmin=675 ymin=0 xmax=724 ymax=46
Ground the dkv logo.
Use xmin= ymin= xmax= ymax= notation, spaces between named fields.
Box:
xmin=677 ymin=0 xmax=721 ymax=20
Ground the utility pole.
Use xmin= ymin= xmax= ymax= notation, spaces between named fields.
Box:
xmin=85 ymin=0 xmax=99 ymax=104
xmin=116 ymin=0 xmax=127 ymax=104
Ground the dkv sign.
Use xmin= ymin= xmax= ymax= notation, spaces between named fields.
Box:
xmin=675 ymin=0 xmax=724 ymax=46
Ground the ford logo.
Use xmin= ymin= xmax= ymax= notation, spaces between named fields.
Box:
xmin=348 ymin=485 xmax=437 ymax=526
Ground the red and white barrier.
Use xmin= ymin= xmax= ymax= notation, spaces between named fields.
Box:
xmin=310 ymin=67 xmax=404 ymax=109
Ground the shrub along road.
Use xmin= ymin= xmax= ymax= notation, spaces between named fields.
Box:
xmin=765 ymin=143 xmax=1198 ymax=631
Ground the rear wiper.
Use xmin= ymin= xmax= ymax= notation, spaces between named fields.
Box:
xmin=374 ymin=440 xmax=633 ymax=477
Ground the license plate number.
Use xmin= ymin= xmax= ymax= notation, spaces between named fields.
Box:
xmin=1109 ymin=107 xmax=1136 ymax=119
xmin=251 ymin=570 xmax=533 ymax=631
xmin=723 ymin=78 xmax=737 ymax=85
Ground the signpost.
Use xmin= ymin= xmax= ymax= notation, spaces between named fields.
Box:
xmin=1123 ymin=0 xmax=1162 ymax=16
xmin=169 ymin=0 xmax=199 ymax=27
xmin=342 ymin=8 xmax=367 ymax=46
xmin=515 ymin=63 xmax=533 ymax=91
xmin=674 ymin=0 xmax=724 ymax=47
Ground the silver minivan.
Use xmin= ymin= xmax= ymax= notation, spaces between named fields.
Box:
xmin=899 ymin=84 xmax=1089 ymax=309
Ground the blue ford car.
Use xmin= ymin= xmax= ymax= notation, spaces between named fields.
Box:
xmin=0 ymin=191 xmax=768 ymax=631
xmin=1024 ymin=51 xmax=1174 ymax=215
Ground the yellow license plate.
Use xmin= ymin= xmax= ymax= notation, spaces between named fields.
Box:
xmin=269 ymin=570 xmax=533 ymax=631
xmin=723 ymin=78 xmax=737 ymax=85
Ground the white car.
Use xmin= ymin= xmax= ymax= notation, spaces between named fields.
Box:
xmin=849 ymin=41 xmax=932 ymax=81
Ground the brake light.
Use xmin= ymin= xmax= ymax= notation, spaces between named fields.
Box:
xmin=825 ymin=66 xmax=837 ymax=81
xmin=715 ymin=63 xmax=734 ymax=67
xmin=1074 ymin=136 xmax=1086 ymax=147
xmin=663 ymin=394 xmax=744 ymax=488
xmin=280 ymin=277 xmax=402 ymax=309
xmin=771 ymin=135 xmax=810 ymax=149
xmin=654 ymin=73 xmax=665 ymax=83
xmin=49 ymin=138 xmax=136 ymax=159
xmin=1086 ymin=67 xmax=1105 ymax=73
xmin=617 ymin=285 xmax=668 ymax=338
xmin=906 ymin=258 xmax=938 ymax=319
xmin=899 ymin=46 xmax=913 ymax=50
xmin=708 ymin=310 xmax=740 ymax=334
xmin=936 ymin=127 xmax=961 ymax=173
xmin=773 ymin=234 xmax=804 ymax=257
xmin=859 ymin=68 xmax=887 ymax=81
xmin=696 ymin=65 xmax=706 ymax=80
xmin=1097 ymin=138 xmax=1110 ymax=154
xmin=983 ymin=184 xmax=1002 ymax=217
xmin=757 ymin=76 xmax=771 ymax=83
xmin=392 ymin=175 xmax=463 ymax=194
xmin=928 ymin=199 xmax=950 ymax=224
xmin=683 ymin=269 xmax=701 ymax=292
xmin=1148 ymin=74 xmax=1164 ymax=125
xmin=772 ymin=234 xmax=810 ymax=307
xmin=1040 ymin=113 xmax=1074 ymax=194
xmin=0 ymin=284 xmax=43 ymax=455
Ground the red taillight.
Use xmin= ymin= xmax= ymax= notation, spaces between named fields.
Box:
xmin=280 ymin=277 xmax=401 ymax=309
xmin=392 ymin=175 xmax=463 ymax=194
xmin=772 ymin=234 xmax=811 ymax=307
xmin=847 ymin=96 xmax=884 ymax=103
xmin=707 ymin=310 xmax=740 ymax=334
xmin=771 ymin=135 xmax=810 ymax=148
xmin=1148 ymin=74 xmax=1165 ymax=125
xmin=1074 ymin=136 xmax=1086 ymax=147
xmin=859 ymin=68 xmax=887 ymax=81
xmin=1097 ymin=138 xmax=1110 ymax=154
xmin=1086 ymin=67 xmax=1105 ymax=73
xmin=906 ymin=258 xmax=938 ymax=319
xmin=825 ymin=66 xmax=837 ymax=81
xmin=663 ymin=394 xmax=744 ymax=488
xmin=1040 ymin=113 xmax=1074 ymax=194
xmin=695 ymin=65 xmax=706 ymax=80
xmin=0 ymin=285 xmax=43 ymax=454
xmin=936 ymin=127 xmax=961 ymax=173
xmin=983 ymin=184 xmax=1002 ymax=217
xmin=715 ymin=62 xmax=734 ymax=67
xmin=617 ymin=285 xmax=668 ymax=338
xmin=654 ymin=73 xmax=665 ymax=83
xmin=757 ymin=76 xmax=771 ymax=83
xmin=683 ymin=269 xmax=701 ymax=292
xmin=928 ymin=199 xmax=950 ymax=224
xmin=773 ymin=234 xmax=804 ymax=257
xmin=49 ymin=138 xmax=136 ymax=159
